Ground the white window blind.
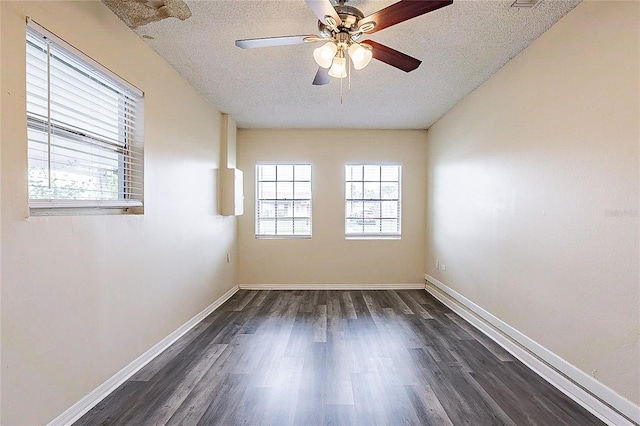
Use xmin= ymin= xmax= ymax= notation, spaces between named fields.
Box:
xmin=256 ymin=164 xmax=312 ymax=237
xmin=345 ymin=164 xmax=401 ymax=237
xmin=26 ymin=22 xmax=144 ymax=210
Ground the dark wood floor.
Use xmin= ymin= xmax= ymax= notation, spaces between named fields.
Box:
xmin=76 ymin=290 xmax=604 ymax=425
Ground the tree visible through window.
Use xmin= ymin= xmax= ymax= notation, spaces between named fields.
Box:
xmin=256 ymin=164 xmax=312 ymax=237
xmin=345 ymin=164 xmax=401 ymax=237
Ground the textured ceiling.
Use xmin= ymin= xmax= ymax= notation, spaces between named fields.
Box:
xmin=127 ymin=0 xmax=580 ymax=129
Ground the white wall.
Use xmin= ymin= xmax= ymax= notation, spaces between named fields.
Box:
xmin=0 ymin=1 xmax=237 ymax=424
xmin=426 ymin=0 xmax=639 ymax=407
xmin=237 ymin=129 xmax=427 ymax=286
xmin=0 ymin=2 xmax=3 ymax=423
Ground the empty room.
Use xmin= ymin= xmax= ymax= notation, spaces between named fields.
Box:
xmin=1 ymin=0 xmax=638 ymax=425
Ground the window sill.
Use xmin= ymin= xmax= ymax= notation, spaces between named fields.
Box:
xmin=29 ymin=200 xmax=143 ymax=216
xmin=345 ymin=235 xmax=401 ymax=240
xmin=255 ymin=235 xmax=312 ymax=240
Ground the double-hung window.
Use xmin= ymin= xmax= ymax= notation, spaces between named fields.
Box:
xmin=256 ymin=164 xmax=312 ymax=237
xmin=345 ymin=164 xmax=401 ymax=238
xmin=26 ymin=21 xmax=143 ymax=211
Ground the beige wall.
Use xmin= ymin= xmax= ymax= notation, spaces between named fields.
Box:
xmin=237 ymin=130 xmax=427 ymax=285
xmin=426 ymin=0 xmax=639 ymax=406
xmin=0 ymin=1 xmax=237 ymax=424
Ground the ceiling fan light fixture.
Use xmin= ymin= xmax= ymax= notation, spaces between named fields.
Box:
xmin=348 ymin=42 xmax=372 ymax=70
xmin=328 ymin=52 xmax=347 ymax=79
xmin=313 ymin=41 xmax=338 ymax=68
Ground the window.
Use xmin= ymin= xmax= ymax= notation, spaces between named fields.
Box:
xmin=26 ymin=21 xmax=143 ymax=210
xmin=345 ymin=164 xmax=401 ymax=237
xmin=256 ymin=164 xmax=312 ymax=237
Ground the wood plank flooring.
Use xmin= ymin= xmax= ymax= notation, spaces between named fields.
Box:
xmin=76 ymin=290 xmax=604 ymax=425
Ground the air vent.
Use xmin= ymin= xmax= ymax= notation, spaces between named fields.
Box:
xmin=511 ymin=0 xmax=542 ymax=8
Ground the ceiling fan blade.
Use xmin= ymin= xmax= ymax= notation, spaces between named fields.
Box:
xmin=367 ymin=40 xmax=422 ymax=72
xmin=305 ymin=0 xmax=342 ymax=26
xmin=312 ymin=67 xmax=330 ymax=85
xmin=235 ymin=35 xmax=318 ymax=49
xmin=358 ymin=0 xmax=452 ymax=34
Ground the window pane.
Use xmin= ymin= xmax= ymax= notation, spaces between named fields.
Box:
xmin=259 ymin=164 xmax=276 ymax=181
xmin=277 ymin=164 xmax=293 ymax=181
xmin=381 ymin=165 xmax=399 ymax=181
xmin=258 ymin=182 xmax=276 ymax=199
xmin=293 ymin=200 xmax=311 ymax=218
xmin=363 ymin=165 xmax=380 ymax=181
xmin=345 ymin=219 xmax=363 ymax=234
xmin=294 ymin=181 xmax=311 ymax=199
xmin=381 ymin=219 xmax=398 ymax=233
xmin=276 ymin=219 xmax=294 ymax=235
xmin=363 ymin=201 xmax=381 ymax=218
xmin=381 ymin=201 xmax=398 ymax=218
xmin=364 ymin=182 xmax=380 ymax=199
xmin=364 ymin=219 xmax=381 ymax=233
xmin=275 ymin=200 xmax=293 ymax=218
xmin=346 ymin=165 xmax=362 ymax=181
xmin=294 ymin=164 xmax=311 ymax=181
xmin=294 ymin=219 xmax=311 ymax=234
xmin=346 ymin=182 xmax=362 ymax=200
xmin=381 ymin=182 xmax=399 ymax=200
xmin=346 ymin=201 xmax=364 ymax=218
xmin=258 ymin=201 xmax=276 ymax=218
xmin=276 ymin=181 xmax=293 ymax=199
xmin=258 ymin=219 xmax=276 ymax=235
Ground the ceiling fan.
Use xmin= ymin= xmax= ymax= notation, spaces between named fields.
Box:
xmin=235 ymin=0 xmax=453 ymax=86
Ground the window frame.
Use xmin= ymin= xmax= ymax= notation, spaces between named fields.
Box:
xmin=344 ymin=163 xmax=402 ymax=239
xmin=26 ymin=19 xmax=144 ymax=213
xmin=255 ymin=163 xmax=313 ymax=239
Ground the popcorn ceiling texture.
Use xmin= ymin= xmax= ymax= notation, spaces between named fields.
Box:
xmin=102 ymin=0 xmax=191 ymax=28
xmin=113 ymin=0 xmax=580 ymax=129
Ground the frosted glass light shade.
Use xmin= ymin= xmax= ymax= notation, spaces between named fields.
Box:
xmin=328 ymin=55 xmax=347 ymax=78
xmin=348 ymin=43 xmax=372 ymax=70
xmin=313 ymin=42 xmax=338 ymax=69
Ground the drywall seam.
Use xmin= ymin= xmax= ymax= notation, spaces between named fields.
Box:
xmin=238 ymin=283 xmax=425 ymax=290
xmin=46 ymin=285 xmax=240 ymax=426
xmin=424 ymin=274 xmax=639 ymax=426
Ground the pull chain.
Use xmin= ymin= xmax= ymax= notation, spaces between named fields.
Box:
xmin=348 ymin=53 xmax=351 ymax=91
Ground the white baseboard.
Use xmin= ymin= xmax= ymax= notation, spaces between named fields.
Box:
xmin=424 ymin=274 xmax=639 ymax=426
xmin=47 ymin=285 xmax=240 ymax=426
xmin=238 ymin=283 xmax=425 ymax=290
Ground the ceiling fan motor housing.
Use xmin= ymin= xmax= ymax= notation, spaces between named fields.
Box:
xmin=317 ymin=4 xmax=364 ymax=37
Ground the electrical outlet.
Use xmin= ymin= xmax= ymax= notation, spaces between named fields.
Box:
xmin=435 ymin=259 xmax=440 ymax=270
xmin=441 ymin=264 xmax=446 ymax=271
